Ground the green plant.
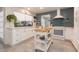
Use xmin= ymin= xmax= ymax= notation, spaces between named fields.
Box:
xmin=7 ymin=14 xmax=17 ymax=22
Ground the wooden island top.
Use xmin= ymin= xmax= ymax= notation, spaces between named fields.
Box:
xmin=34 ymin=27 xmax=52 ymax=32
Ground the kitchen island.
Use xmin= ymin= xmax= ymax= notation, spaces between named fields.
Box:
xmin=34 ymin=27 xmax=52 ymax=52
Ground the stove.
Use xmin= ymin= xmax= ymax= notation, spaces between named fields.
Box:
xmin=52 ymin=27 xmax=65 ymax=40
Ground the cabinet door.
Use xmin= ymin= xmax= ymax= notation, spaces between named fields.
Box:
xmin=0 ymin=11 xmax=4 ymax=39
xmin=13 ymin=30 xmax=21 ymax=45
xmin=21 ymin=30 xmax=26 ymax=41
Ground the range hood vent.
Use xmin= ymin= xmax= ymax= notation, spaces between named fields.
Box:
xmin=53 ymin=9 xmax=64 ymax=19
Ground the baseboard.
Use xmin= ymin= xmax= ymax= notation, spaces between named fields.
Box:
xmin=70 ymin=39 xmax=79 ymax=52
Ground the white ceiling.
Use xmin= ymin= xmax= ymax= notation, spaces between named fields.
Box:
xmin=11 ymin=7 xmax=68 ymax=14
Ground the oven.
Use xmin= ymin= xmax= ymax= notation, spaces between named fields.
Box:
xmin=52 ymin=27 xmax=65 ymax=40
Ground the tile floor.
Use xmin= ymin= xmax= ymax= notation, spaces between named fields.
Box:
xmin=48 ymin=39 xmax=77 ymax=52
xmin=0 ymin=38 xmax=77 ymax=52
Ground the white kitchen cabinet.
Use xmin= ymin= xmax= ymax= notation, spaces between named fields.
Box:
xmin=13 ymin=30 xmax=21 ymax=45
xmin=14 ymin=12 xmax=33 ymax=21
xmin=0 ymin=32 xmax=3 ymax=38
xmin=5 ymin=27 xmax=34 ymax=46
xmin=0 ymin=11 xmax=4 ymax=39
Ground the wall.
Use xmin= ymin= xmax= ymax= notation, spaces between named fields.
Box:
xmin=4 ymin=8 xmax=14 ymax=28
xmin=64 ymin=27 xmax=74 ymax=40
xmin=61 ymin=8 xmax=74 ymax=27
xmin=4 ymin=7 xmax=14 ymax=44
xmin=71 ymin=7 xmax=79 ymax=51
xmin=36 ymin=10 xmax=56 ymax=26
xmin=36 ymin=7 xmax=74 ymax=27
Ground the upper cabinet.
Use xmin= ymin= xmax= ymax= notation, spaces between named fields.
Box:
xmin=14 ymin=12 xmax=34 ymax=27
xmin=14 ymin=12 xmax=34 ymax=21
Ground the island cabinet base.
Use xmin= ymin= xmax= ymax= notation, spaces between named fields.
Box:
xmin=5 ymin=27 xmax=34 ymax=46
xmin=34 ymin=31 xmax=52 ymax=52
xmin=34 ymin=38 xmax=52 ymax=52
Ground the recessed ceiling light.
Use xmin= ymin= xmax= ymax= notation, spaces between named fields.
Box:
xmin=27 ymin=8 xmax=31 ymax=10
xmin=21 ymin=9 xmax=31 ymax=15
xmin=22 ymin=9 xmax=26 ymax=13
xmin=26 ymin=10 xmax=30 ymax=14
xmin=40 ymin=7 xmax=44 ymax=9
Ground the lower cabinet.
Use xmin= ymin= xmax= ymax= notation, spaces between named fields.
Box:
xmin=5 ymin=27 xmax=34 ymax=46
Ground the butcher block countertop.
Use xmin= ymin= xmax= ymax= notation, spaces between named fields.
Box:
xmin=34 ymin=27 xmax=52 ymax=32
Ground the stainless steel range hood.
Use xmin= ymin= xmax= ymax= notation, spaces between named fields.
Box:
xmin=53 ymin=9 xmax=64 ymax=19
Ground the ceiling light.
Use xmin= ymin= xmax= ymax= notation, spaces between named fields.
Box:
xmin=26 ymin=10 xmax=30 ymax=14
xmin=40 ymin=7 xmax=44 ymax=9
xmin=27 ymin=8 xmax=31 ymax=10
xmin=21 ymin=9 xmax=30 ymax=14
xmin=22 ymin=9 xmax=26 ymax=13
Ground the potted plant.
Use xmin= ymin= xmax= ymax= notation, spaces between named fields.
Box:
xmin=7 ymin=14 xmax=17 ymax=27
